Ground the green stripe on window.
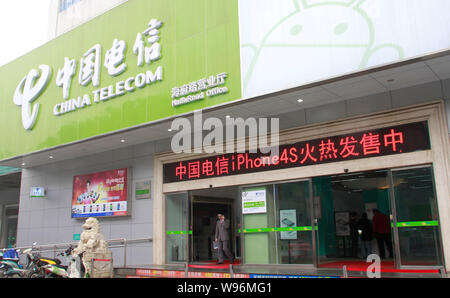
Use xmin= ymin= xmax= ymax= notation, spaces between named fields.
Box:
xmin=396 ymin=221 xmax=439 ymax=228
xmin=238 ymin=226 xmax=316 ymax=233
xmin=166 ymin=230 xmax=192 ymax=235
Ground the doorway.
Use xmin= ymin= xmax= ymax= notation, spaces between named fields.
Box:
xmin=314 ymin=170 xmax=391 ymax=267
xmin=2 ymin=205 xmax=19 ymax=248
xmin=314 ymin=166 xmax=443 ymax=270
xmin=191 ymin=200 xmax=231 ymax=262
xmin=165 ymin=186 xmax=240 ymax=264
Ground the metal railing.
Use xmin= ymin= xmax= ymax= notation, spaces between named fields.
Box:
xmin=1 ymin=237 xmax=152 ymax=268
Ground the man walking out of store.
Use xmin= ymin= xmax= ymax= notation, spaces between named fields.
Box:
xmin=215 ymin=213 xmax=234 ymax=264
xmin=372 ymin=209 xmax=393 ymax=259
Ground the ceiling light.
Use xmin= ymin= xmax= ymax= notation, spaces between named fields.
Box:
xmin=49 ymin=156 xmax=54 ymax=159
xmin=297 ymin=98 xmax=304 ymax=103
xmin=21 ymin=163 xmax=26 ymax=166
xmin=121 ymin=139 xmax=126 ymax=143
xmin=168 ymin=128 xmax=173 ymax=132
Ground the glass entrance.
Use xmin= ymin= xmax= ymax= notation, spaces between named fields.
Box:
xmin=241 ymin=180 xmax=314 ymax=266
xmin=313 ymin=166 xmax=443 ymax=270
xmin=191 ymin=200 xmax=233 ymax=262
xmin=390 ymin=166 xmax=443 ymax=268
xmin=164 ymin=166 xmax=444 ymax=269
xmin=165 ymin=192 xmax=190 ymax=263
xmin=6 ymin=217 xmax=17 ymax=248
xmin=313 ymin=171 xmax=392 ymax=267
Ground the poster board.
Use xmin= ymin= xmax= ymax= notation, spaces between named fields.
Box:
xmin=280 ymin=209 xmax=297 ymax=240
xmin=71 ymin=168 xmax=130 ymax=218
xmin=242 ymin=189 xmax=267 ymax=214
xmin=335 ymin=212 xmax=350 ymax=236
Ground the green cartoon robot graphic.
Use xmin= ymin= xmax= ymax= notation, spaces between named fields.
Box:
xmin=242 ymin=0 xmax=404 ymax=96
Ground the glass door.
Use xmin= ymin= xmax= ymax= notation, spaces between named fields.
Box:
xmin=275 ymin=180 xmax=315 ymax=266
xmin=6 ymin=217 xmax=18 ymax=248
xmin=165 ymin=192 xmax=190 ymax=263
xmin=390 ymin=166 xmax=443 ymax=268
xmin=240 ymin=180 xmax=314 ymax=266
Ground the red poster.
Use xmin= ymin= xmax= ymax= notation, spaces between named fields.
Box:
xmin=71 ymin=168 xmax=128 ymax=218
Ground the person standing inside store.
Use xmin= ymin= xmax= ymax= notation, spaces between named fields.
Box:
xmin=215 ymin=212 xmax=234 ymax=265
xmin=372 ymin=209 xmax=393 ymax=259
xmin=349 ymin=212 xmax=359 ymax=258
xmin=358 ymin=212 xmax=373 ymax=259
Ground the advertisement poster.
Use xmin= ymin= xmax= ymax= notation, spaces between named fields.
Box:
xmin=242 ymin=189 xmax=267 ymax=214
xmin=335 ymin=212 xmax=350 ymax=236
xmin=72 ymin=168 xmax=129 ymax=218
xmin=365 ymin=203 xmax=378 ymax=220
xmin=280 ymin=209 xmax=297 ymax=240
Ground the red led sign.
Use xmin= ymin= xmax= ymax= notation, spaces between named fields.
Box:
xmin=163 ymin=121 xmax=430 ymax=183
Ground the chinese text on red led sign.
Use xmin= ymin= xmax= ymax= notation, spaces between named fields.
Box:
xmin=163 ymin=122 xmax=430 ymax=183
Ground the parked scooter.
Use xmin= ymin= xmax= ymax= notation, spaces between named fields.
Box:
xmin=0 ymin=247 xmax=40 ymax=278
xmin=0 ymin=248 xmax=23 ymax=278
xmin=42 ymin=246 xmax=86 ymax=278
xmin=0 ymin=243 xmax=66 ymax=278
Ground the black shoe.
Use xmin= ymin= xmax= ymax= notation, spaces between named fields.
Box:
xmin=217 ymin=262 xmax=223 ymax=265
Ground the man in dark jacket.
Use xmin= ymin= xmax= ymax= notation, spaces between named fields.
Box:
xmin=349 ymin=212 xmax=359 ymax=258
xmin=215 ymin=213 xmax=234 ymax=264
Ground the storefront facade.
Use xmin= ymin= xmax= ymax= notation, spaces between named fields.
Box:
xmin=0 ymin=0 xmax=450 ymax=274
xmin=156 ymin=101 xmax=450 ymax=270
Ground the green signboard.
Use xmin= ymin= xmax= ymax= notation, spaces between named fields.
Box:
xmin=0 ymin=0 xmax=241 ymax=161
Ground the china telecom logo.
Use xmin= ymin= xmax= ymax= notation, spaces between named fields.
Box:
xmin=13 ymin=65 xmax=52 ymax=131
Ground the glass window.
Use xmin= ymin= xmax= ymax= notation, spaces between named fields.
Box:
xmin=59 ymin=0 xmax=82 ymax=12
xmin=242 ymin=185 xmax=276 ymax=264
xmin=166 ymin=192 xmax=189 ymax=263
xmin=392 ymin=167 xmax=442 ymax=267
xmin=241 ymin=181 xmax=314 ymax=265
xmin=275 ymin=181 xmax=313 ymax=265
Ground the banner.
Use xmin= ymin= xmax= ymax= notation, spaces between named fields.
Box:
xmin=71 ymin=168 xmax=129 ymax=218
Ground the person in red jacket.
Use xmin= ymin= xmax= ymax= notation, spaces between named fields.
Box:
xmin=372 ymin=209 xmax=393 ymax=259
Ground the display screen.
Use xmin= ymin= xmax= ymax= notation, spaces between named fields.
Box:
xmin=163 ymin=121 xmax=430 ymax=183
xmin=71 ymin=168 xmax=129 ymax=218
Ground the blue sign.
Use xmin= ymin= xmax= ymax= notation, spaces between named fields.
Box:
xmin=30 ymin=187 xmax=46 ymax=198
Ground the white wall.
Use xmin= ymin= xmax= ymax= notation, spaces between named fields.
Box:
xmin=48 ymin=0 xmax=128 ymax=39
xmin=15 ymin=137 xmax=172 ymax=266
xmin=240 ymin=0 xmax=450 ymax=99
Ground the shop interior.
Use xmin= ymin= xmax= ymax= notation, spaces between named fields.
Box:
xmin=315 ymin=167 xmax=442 ymax=270
xmin=314 ymin=170 xmax=392 ymax=267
